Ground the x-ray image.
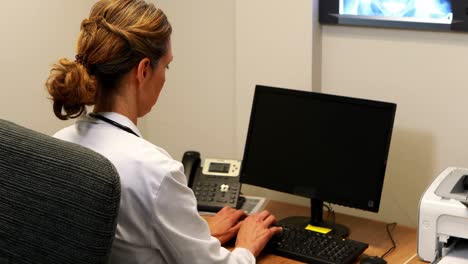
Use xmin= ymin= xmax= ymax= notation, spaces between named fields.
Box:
xmin=340 ymin=0 xmax=452 ymax=21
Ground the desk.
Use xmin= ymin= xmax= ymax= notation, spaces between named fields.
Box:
xmin=254 ymin=200 xmax=424 ymax=263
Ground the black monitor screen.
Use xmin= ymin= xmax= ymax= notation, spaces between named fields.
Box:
xmin=241 ymin=85 xmax=396 ymax=213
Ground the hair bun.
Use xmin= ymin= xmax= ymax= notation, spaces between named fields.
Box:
xmin=46 ymin=58 xmax=97 ymax=120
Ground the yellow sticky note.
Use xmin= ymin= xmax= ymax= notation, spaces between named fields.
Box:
xmin=305 ymin=224 xmax=332 ymax=234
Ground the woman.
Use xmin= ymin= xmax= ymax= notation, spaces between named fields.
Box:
xmin=45 ymin=0 xmax=281 ymax=263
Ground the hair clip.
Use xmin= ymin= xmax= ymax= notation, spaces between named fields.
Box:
xmin=75 ymin=54 xmax=85 ymax=65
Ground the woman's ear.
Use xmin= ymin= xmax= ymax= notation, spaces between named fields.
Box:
xmin=136 ymin=58 xmax=152 ymax=84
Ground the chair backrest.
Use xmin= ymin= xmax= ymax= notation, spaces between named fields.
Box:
xmin=0 ymin=119 xmax=120 ymax=264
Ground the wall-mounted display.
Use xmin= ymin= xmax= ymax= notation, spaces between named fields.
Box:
xmin=320 ymin=0 xmax=468 ymax=32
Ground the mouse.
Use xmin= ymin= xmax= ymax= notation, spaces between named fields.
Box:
xmin=360 ymin=256 xmax=387 ymax=264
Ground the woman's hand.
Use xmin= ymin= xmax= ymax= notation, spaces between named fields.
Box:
xmin=206 ymin=206 xmax=247 ymax=245
xmin=235 ymin=210 xmax=283 ymax=257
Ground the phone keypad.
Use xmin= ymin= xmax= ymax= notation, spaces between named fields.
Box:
xmin=194 ymin=181 xmax=241 ymax=211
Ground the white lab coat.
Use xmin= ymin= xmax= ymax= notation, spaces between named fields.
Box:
xmin=53 ymin=112 xmax=255 ymax=264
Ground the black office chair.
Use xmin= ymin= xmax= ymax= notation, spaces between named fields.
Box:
xmin=0 ymin=119 xmax=121 ymax=264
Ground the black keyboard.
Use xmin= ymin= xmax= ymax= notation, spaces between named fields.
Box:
xmin=266 ymin=224 xmax=368 ymax=264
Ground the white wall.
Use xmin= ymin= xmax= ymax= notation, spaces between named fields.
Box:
xmin=145 ymin=0 xmax=316 ymax=161
xmin=142 ymin=0 xmax=237 ymax=161
xmin=0 ymin=1 xmax=95 ymax=134
xmin=321 ymin=26 xmax=468 ymax=226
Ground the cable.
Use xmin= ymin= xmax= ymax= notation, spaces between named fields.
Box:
xmin=323 ymin=203 xmax=336 ymax=232
xmin=381 ymin=222 xmax=397 ymax=259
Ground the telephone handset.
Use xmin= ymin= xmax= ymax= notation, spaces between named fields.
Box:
xmin=181 ymin=151 xmax=244 ymax=212
xmin=181 ymin=151 xmax=201 ymax=187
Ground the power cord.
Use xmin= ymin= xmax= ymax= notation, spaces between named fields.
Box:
xmin=323 ymin=202 xmax=336 ymax=231
xmin=381 ymin=222 xmax=397 ymax=259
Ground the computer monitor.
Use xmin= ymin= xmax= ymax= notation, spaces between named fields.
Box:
xmin=240 ymin=85 xmax=396 ymax=237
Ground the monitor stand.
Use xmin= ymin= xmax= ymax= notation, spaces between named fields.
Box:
xmin=276 ymin=198 xmax=349 ymax=238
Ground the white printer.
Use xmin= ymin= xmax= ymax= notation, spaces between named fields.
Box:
xmin=418 ymin=167 xmax=468 ymax=263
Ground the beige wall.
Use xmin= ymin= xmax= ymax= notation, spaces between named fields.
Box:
xmin=0 ymin=1 xmax=95 ymax=134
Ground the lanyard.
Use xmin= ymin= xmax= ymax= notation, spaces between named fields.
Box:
xmin=89 ymin=113 xmax=139 ymax=137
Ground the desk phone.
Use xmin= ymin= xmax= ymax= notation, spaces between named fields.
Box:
xmin=181 ymin=151 xmax=244 ymax=212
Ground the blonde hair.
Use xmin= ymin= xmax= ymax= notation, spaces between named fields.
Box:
xmin=46 ymin=0 xmax=172 ymax=120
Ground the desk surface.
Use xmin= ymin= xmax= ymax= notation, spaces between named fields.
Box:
xmin=257 ymin=200 xmax=424 ymax=264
